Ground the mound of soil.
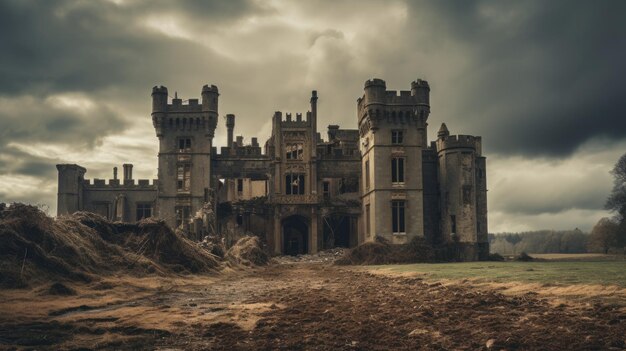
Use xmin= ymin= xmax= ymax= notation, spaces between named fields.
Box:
xmin=0 ymin=204 xmax=220 ymax=288
xmin=226 ymin=236 xmax=270 ymax=267
xmin=336 ymin=236 xmax=434 ymax=265
xmin=46 ymin=282 xmax=76 ymax=296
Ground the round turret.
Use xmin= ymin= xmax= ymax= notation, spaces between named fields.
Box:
xmin=411 ymin=79 xmax=430 ymax=105
xmin=201 ymin=84 xmax=219 ymax=113
xmin=151 ymin=85 xmax=168 ymax=113
xmin=363 ymin=78 xmax=386 ymax=105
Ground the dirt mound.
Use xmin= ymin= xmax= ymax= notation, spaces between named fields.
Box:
xmin=46 ymin=282 xmax=76 ymax=296
xmin=0 ymin=204 xmax=220 ymax=288
xmin=336 ymin=236 xmax=434 ymax=265
xmin=226 ymin=236 xmax=270 ymax=267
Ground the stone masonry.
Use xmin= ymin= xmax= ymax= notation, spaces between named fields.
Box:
xmin=57 ymin=78 xmax=489 ymax=260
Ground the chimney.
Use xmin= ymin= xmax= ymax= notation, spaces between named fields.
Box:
xmin=113 ymin=167 xmax=118 ymax=180
xmin=226 ymin=114 xmax=235 ymax=148
xmin=123 ymin=164 xmax=133 ymax=181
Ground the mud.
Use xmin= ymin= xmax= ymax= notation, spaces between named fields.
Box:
xmin=0 ymin=264 xmax=624 ymax=350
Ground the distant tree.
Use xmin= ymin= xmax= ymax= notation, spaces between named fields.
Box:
xmin=588 ymin=217 xmax=619 ymax=254
xmin=605 ymin=153 xmax=626 ymax=250
xmin=505 ymin=234 xmax=522 ymax=254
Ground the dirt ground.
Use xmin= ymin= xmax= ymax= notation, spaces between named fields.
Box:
xmin=0 ymin=263 xmax=625 ymax=350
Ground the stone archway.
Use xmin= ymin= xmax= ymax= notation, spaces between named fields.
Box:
xmin=282 ymin=215 xmax=309 ymax=255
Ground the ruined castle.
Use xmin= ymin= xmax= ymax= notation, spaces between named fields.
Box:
xmin=57 ymin=78 xmax=489 ymax=260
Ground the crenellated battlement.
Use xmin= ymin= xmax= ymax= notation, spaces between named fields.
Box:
xmin=202 ymin=84 xmax=219 ymax=93
xmin=436 ymin=134 xmax=483 ymax=155
xmin=274 ymin=111 xmax=311 ymax=127
xmin=152 ymin=85 xmax=168 ymax=94
xmin=364 ymin=78 xmax=386 ymax=88
xmin=167 ymin=98 xmax=203 ymax=113
xmin=360 ymin=78 xmax=430 ymax=113
xmin=83 ymin=178 xmax=158 ymax=188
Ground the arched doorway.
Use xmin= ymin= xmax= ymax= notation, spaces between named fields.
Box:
xmin=282 ymin=215 xmax=308 ymax=255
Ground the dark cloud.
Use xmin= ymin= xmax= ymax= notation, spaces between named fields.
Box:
xmin=0 ymin=94 xmax=127 ymax=148
xmin=0 ymin=0 xmax=622 ymax=230
xmin=402 ymin=0 xmax=626 ymax=157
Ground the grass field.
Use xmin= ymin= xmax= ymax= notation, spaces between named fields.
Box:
xmin=368 ymin=260 xmax=626 ymax=288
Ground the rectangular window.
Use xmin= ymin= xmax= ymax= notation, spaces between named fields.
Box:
xmin=391 ymin=157 xmax=405 ymax=183
xmin=237 ymin=179 xmax=243 ymax=193
xmin=451 ymin=215 xmax=457 ymax=234
xmin=392 ymin=200 xmax=405 ymax=234
xmin=177 ymin=164 xmax=191 ymax=192
xmin=285 ymin=173 xmax=305 ymax=195
xmin=178 ymin=138 xmax=192 ymax=153
xmin=286 ymin=143 xmax=303 ymax=160
xmin=136 ymin=203 xmax=152 ymax=220
xmin=175 ymin=206 xmax=191 ymax=228
xmin=391 ymin=130 xmax=403 ymax=144
xmin=365 ymin=159 xmax=370 ymax=190
xmin=323 ymin=181 xmax=330 ymax=199
xmin=365 ymin=204 xmax=371 ymax=236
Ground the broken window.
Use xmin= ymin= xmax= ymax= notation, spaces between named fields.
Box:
xmin=237 ymin=179 xmax=243 ymax=193
xmin=177 ymin=164 xmax=191 ymax=192
xmin=365 ymin=204 xmax=371 ymax=236
xmin=285 ymin=173 xmax=305 ymax=195
xmin=178 ymin=138 xmax=192 ymax=153
xmin=391 ymin=157 xmax=405 ymax=183
xmin=323 ymin=181 xmax=330 ymax=199
xmin=391 ymin=130 xmax=403 ymax=144
xmin=175 ymin=206 xmax=191 ymax=228
xmin=451 ymin=215 xmax=457 ymax=234
xmin=365 ymin=159 xmax=370 ymax=190
xmin=462 ymin=185 xmax=472 ymax=205
xmin=286 ymin=143 xmax=303 ymax=160
xmin=136 ymin=203 xmax=152 ymax=220
xmin=392 ymin=200 xmax=405 ymax=234
xmin=236 ymin=214 xmax=243 ymax=226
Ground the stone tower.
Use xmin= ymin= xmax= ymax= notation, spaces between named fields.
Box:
xmin=56 ymin=164 xmax=86 ymax=215
xmin=151 ymin=85 xmax=219 ymax=229
xmin=435 ymin=124 xmax=489 ymax=259
xmin=357 ymin=79 xmax=430 ymax=243
xmin=268 ymin=91 xmax=320 ymax=255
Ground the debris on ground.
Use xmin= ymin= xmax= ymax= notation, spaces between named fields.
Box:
xmin=0 ymin=204 xmax=220 ymax=288
xmin=273 ymin=248 xmax=347 ymax=264
xmin=516 ymin=252 xmax=534 ymax=261
xmin=198 ymin=236 xmax=226 ymax=259
xmin=335 ymin=236 xmax=434 ymax=265
xmin=225 ymin=236 xmax=270 ymax=267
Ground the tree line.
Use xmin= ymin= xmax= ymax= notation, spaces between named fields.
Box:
xmin=491 ymin=152 xmax=626 ymax=255
xmin=489 ymin=230 xmax=588 ymax=255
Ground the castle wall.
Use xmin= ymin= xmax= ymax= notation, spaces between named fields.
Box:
xmin=81 ymin=179 xmax=157 ymax=221
xmin=55 ymin=79 xmax=489 ymax=259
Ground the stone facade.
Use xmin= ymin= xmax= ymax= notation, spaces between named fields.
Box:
xmin=57 ymin=78 xmax=489 ymax=260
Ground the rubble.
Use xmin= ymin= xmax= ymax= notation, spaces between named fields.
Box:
xmin=273 ymin=248 xmax=347 ymax=264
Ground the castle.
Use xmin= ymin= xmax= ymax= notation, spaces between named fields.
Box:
xmin=57 ymin=78 xmax=489 ymax=260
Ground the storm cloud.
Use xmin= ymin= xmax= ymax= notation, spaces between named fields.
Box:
xmin=0 ymin=0 xmax=624 ymax=231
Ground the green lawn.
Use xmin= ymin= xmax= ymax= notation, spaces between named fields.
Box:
xmin=370 ymin=261 xmax=626 ymax=287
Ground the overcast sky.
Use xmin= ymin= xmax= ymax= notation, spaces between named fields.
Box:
xmin=1 ymin=0 xmax=625 ymax=232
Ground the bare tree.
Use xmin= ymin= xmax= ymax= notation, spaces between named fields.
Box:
xmin=605 ymin=153 xmax=626 ymax=251
xmin=588 ymin=217 xmax=618 ymax=254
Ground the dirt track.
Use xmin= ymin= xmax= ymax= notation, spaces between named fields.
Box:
xmin=1 ymin=263 xmax=625 ymax=350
